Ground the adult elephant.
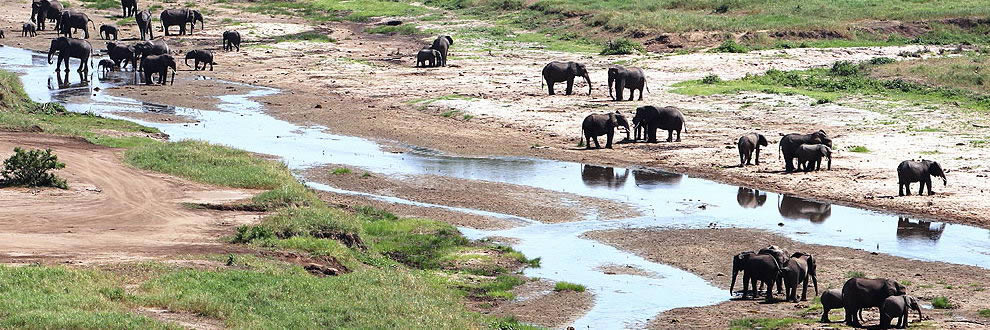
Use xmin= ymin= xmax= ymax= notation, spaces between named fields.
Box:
xmin=160 ymin=8 xmax=203 ymax=36
xmin=841 ymin=277 xmax=907 ymax=327
xmin=120 ymin=0 xmax=138 ymax=17
xmin=736 ymin=187 xmax=767 ymax=209
xmin=430 ymin=35 xmax=452 ymax=66
xmin=897 ymin=160 xmax=946 ymax=196
xmin=778 ymin=195 xmax=831 ymax=223
xmin=106 ymin=42 xmax=136 ymax=71
xmin=35 ymin=0 xmax=63 ymax=31
xmin=59 ymin=11 xmax=95 ymax=39
xmin=580 ymin=165 xmax=628 ymax=189
xmin=781 ymin=252 xmax=818 ymax=302
xmin=795 ymin=144 xmax=831 ymax=172
xmin=632 ymin=105 xmax=685 ymax=143
xmin=730 ymin=251 xmax=783 ymax=302
xmin=48 ymin=36 xmax=92 ymax=74
xmin=779 ymin=130 xmax=831 ymax=172
xmin=135 ymin=10 xmax=153 ymax=40
xmin=607 ymin=66 xmax=648 ymax=101
xmin=141 ymin=54 xmax=176 ymax=85
xmin=582 ymin=111 xmax=629 ymax=149
xmin=758 ymin=245 xmax=789 ymax=294
xmin=542 ymin=61 xmax=591 ymax=96
xmin=132 ymin=39 xmax=169 ymax=71
xmin=738 ymin=133 xmax=768 ymax=167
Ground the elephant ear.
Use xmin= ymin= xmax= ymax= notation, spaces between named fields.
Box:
xmin=607 ymin=113 xmax=617 ymax=127
xmin=445 ymin=36 xmax=453 ymax=45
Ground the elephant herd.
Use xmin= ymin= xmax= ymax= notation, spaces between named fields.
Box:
xmin=732 ymin=245 xmax=921 ymax=328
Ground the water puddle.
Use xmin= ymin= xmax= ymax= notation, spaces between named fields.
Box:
xmin=3 ymin=46 xmax=989 ymax=328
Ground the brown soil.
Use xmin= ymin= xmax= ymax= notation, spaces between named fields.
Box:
xmin=0 ymin=131 xmax=262 ymax=263
xmin=585 ymin=228 xmax=990 ymax=329
xmin=487 ymin=279 xmax=594 ymax=328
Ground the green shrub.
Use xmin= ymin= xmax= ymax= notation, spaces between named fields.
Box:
xmin=600 ymin=38 xmax=644 ymax=55
xmin=932 ymin=296 xmax=952 ymax=309
xmin=1 ymin=148 xmax=67 ymax=189
xmin=553 ymin=281 xmax=586 ymax=292
xmin=331 ymin=168 xmax=352 ymax=175
xmin=711 ymin=40 xmax=748 ymax=53
xmin=869 ymin=57 xmax=896 ymax=65
xmin=814 ymin=98 xmax=833 ymax=105
xmin=830 ymin=61 xmax=861 ymax=76
xmin=979 ymin=309 xmax=990 ymax=317
xmin=846 ymin=271 xmax=866 ymax=278
xmin=702 ymin=74 xmax=722 ymax=84
xmin=848 ymin=145 xmax=870 ymax=153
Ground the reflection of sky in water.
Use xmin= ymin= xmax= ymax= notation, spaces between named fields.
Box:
xmin=4 ymin=46 xmax=989 ymax=328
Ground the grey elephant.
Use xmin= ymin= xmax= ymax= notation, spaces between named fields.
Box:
xmin=223 ymin=30 xmax=241 ymax=51
xmin=582 ymin=111 xmax=630 ymax=149
xmin=22 ymin=23 xmax=37 ymax=37
xmin=632 ymin=105 xmax=685 ymax=143
xmin=141 ymin=54 xmax=176 ymax=85
xmin=795 ymin=144 xmax=831 ymax=172
xmin=842 ymin=277 xmax=907 ymax=327
xmin=779 ymin=130 xmax=831 ymax=172
xmin=758 ymin=245 xmax=789 ymax=294
xmin=106 ymin=42 xmax=136 ymax=71
xmin=730 ymin=251 xmax=783 ymax=302
xmin=132 ymin=39 xmax=169 ymax=71
xmin=59 ymin=11 xmax=95 ymax=39
xmin=135 ymin=10 xmax=153 ymax=40
xmin=35 ymin=0 xmax=63 ymax=31
xmin=781 ymin=252 xmax=818 ymax=302
xmin=416 ymin=48 xmax=440 ymax=67
xmin=429 ymin=35 xmax=452 ymax=66
xmin=607 ymin=66 xmax=648 ymax=101
xmin=48 ymin=36 xmax=92 ymax=74
xmin=881 ymin=295 xmax=922 ymax=329
xmin=184 ymin=50 xmax=215 ymax=71
xmin=736 ymin=187 xmax=767 ymax=208
xmin=542 ymin=61 xmax=591 ymax=96
xmin=98 ymin=59 xmax=114 ymax=76
xmin=821 ymin=289 xmax=844 ymax=323
xmin=738 ymin=133 xmax=768 ymax=166
xmin=897 ymin=160 xmax=946 ymax=196
xmin=160 ymin=8 xmax=203 ymax=36
xmin=100 ymin=24 xmax=119 ymax=40
xmin=120 ymin=0 xmax=138 ymax=17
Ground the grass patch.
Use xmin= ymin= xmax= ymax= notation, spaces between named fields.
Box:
xmin=365 ymin=24 xmax=422 ymax=35
xmin=247 ymin=0 xmax=428 ymax=22
xmin=711 ymin=40 xmax=749 ymax=53
xmin=553 ymin=281 xmax=586 ymax=292
xmin=846 ymin=271 xmax=866 ymax=278
xmin=273 ymin=32 xmax=335 ymax=43
xmin=932 ymin=296 xmax=953 ymax=309
xmin=79 ymin=0 xmax=118 ymax=10
xmin=600 ymin=38 xmax=644 ymax=55
xmin=701 ymin=74 xmax=722 ymax=84
xmin=730 ymin=318 xmax=811 ymax=330
xmin=116 ymin=17 xmax=136 ymax=26
xmin=848 ymin=146 xmax=870 ymax=153
xmin=124 ymin=140 xmax=295 ymax=190
xmin=331 ymin=167 xmax=352 ymax=175
xmin=979 ymin=309 xmax=990 ymax=318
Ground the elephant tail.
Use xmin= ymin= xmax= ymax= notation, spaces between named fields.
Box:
xmin=541 ymin=76 xmax=544 ymax=92
xmin=681 ymin=120 xmax=687 ymax=134
xmin=778 ymin=143 xmax=782 ymax=160
xmin=645 ymin=79 xmax=650 ymax=94
xmin=88 ymin=19 xmax=96 ymax=31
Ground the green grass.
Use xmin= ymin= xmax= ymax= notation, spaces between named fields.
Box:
xmin=979 ymin=309 xmax=990 ymax=318
xmin=932 ymin=296 xmax=953 ymax=309
xmin=124 ymin=140 xmax=295 ymax=190
xmin=711 ymin=40 xmax=749 ymax=53
xmin=331 ymin=167 xmax=352 ymax=175
xmin=553 ymin=281 xmax=586 ymax=292
xmin=846 ymin=271 xmax=866 ymax=278
xmin=600 ymin=38 xmax=644 ymax=55
xmin=273 ymin=32 xmax=336 ymax=43
xmin=848 ymin=146 xmax=870 ymax=153
xmin=79 ymin=0 xmax=118 ymax=10
xmin=365 ymin=24 xmax=422 ymax=35
xmin=116 ymin=17 xmax=136 ymax=26
xmin=730 ymin=318 xmax=811 ymax=330
xmin=247 ymin=0 xmax=428 ymax=22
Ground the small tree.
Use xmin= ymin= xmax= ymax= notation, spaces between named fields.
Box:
xmin=1 ymin=147 xmax=67 ymax=189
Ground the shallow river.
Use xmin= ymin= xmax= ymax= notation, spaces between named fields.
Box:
xmin=2 ymin=46 xmax=988 ymax=329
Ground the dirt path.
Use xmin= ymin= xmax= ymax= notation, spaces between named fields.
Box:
xmin=586 ymin=228 xmax=990 ymax=329
xmin=0 ymin=132 xmax=260 ymax=263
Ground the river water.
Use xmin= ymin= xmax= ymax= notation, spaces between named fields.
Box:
xmin=2 ymin=46 xmax=987 ymax=328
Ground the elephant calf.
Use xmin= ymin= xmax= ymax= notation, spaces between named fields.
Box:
xmin=416 ymin=48 xmax=440 ymax=68
xmin=223 ymin=30 xmax=241 ymax=52
xmin=184 ymin=49 xmax=215 ymax=71
xmin=633 ymin=105 xmax=686 ymax=143
xmin=781 ymin=252 xmax=818 ymax=302
xmin=100 ymin=24 xmax=118 ymax=40
xmin=881 ymin=295 xmax=922 ymax=329
xmin=897 ymin=160 xmax=946 ymax=196
xmin=795 ymin=144 xmax=831 ymax=172
xmin=22 ymin=23 xmax=37 ymax=37
xmin=582 ymin=111 xmax=630 ymax=149
xmin=842 ymin=278 xmax=907 ymax=327
xmin=98 ymin=59 xmax=114 ymax=75
xmin=738 ymin=133 xmax=768 ymax=167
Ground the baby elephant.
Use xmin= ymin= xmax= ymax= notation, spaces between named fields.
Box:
xmin=184 ymin=49 xmax=215 ymax=71
xmin=897 ymin=160 xmax=946 ymax=196
xmin=22 ymin=23 xmax=37 ymax=37
xmin=820 ymin=289 xmax=844 ymax=323
xmin=222 ymin=31 xmax=241 ymax=51
xmin=738 ymin=133 xmax=768 ymax=167
xmin=98 ymin=59 xmax=115 ymax=75
xmin=881 ymin=295 xmax=922 ymax=329
xmin=582 ymin=111 xmax=630 ymax=149
xmin=100 ymin=24 xmax=119 ymax=40
xmin=416 ymin=48 xmax=440 ymax=67
xmin=796 ymin=144 xmax=831 ymax=172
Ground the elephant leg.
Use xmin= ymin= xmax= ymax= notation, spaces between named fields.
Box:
xmin=676 ymin=129 xmax=681 ymax=142
xmin=919 ymin=180 xmax=926 ymax=195
xmin=844 ymin=306 xmax=856 ymax=326
xmin=585 ymin=136 xmax=592 ymax=150
xmin=926 ymin=179 xmax=934 ymax=195
xmin=565 ymin=78 xmax=574 ymax=95
xmin=755 ymin=148 xmax=761 ymax=165
xmin=615 ymin=81 xmax=624 ymax=101
xmin=546 ymin=79 xmax=555 ymax=95
xmin=776 ymin=277 xmax=783 ymax=294
xmin=764 ymin=279 xmax=774 ymax=302
xmin=741 ymin=273 xmax=750 ymax=299
xmin=899 ymin=183 xmax=905 ymax=196
xmin=592 ymin=136 xmax=601 ymax=149
xmin=638 ymin=88 xmax=644 ymax=101
xmin=648 ymin=127 xmax=658 ymax=143
xmin=905 ymin=183 xmax=912 ymax=196
xmin=666 ymin=130 xmax=673 ymax=142
xmin=740 ymin=151 xmax=746 ymax=167
xmin=821 ymin=307 xmax=831 ymax=323
xmin=627 ymin=89 xmax=634 ymax=101
xmin=801 ymin=278 xmax=808 ymax=301
xmin=606 ymin=132 xmax=614 ymax=149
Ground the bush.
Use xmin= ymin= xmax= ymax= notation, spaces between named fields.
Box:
xmin=1 ymin=147 xmax=67 ymax=189
xmin=702 ymin=74 xmax=722 ymax=84
xmin=869 ymin=57 xmax=896 ymax=65
xmin=600 ymin=38 xmax=644 ymax=55
xmin=932 ymin=296 xmax=952 ymax=309
xmin=830 ymin=61 xmax=861 ymax=76
xmin=553 ymin=281 xmax=586 ymax=292
xmin=711 ymin=40 xmax=748 ymax=53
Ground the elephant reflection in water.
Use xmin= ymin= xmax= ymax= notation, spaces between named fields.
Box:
xmin=736 ymin=187 xmax=767 ymax=209
xmin=48 ymin=70 xmax=87 ymax=89
xmin=580 ymin=165 xmax=628 ymax=189
xmin=896 ymin=217 xmax=945 ymax=241
xmin=777 ymin=195 xmax=831 ymax=223
xmin=631 ymin=169 xmax=682 ymax=188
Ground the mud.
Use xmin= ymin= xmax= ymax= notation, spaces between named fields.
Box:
xmin=488 ymin=279 xmax=595 ymax=328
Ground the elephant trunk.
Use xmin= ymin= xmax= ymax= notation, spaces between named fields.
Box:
xmin=811 ymin=274 xmax=819 ymax=295
xmin=47 ymin=48 xmax=55 ymax=64
xmin=827 ymin=153 xmax=832 ymax=170
xmin=729 ymin=268 xmax=737 ymax=294
xmin=584 ymin=73 xmax=592 ymax=96
xmin=169 ymin=63 xmax=176 ymax=85
xmin=941 ymin=175 xmax=947 ymax=186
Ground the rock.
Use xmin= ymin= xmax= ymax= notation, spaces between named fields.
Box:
xmin=716 ymin=272 xmax=725 ymax=277
xmin=304 ymin=263 xmax=340 ymax=276
xmin=314 ymin=104 xmax=322 ymax=109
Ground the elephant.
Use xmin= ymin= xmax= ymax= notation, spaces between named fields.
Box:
xmin=141 ymin=54 xmax=176 ymax=85
xmin=100 ymin=24 xmax=119 ymax=40
xmin=120 ymin=0 xmax=138 ymax=17
xmin=896 ymin=217 xmax=945 ymax=241
xmin=184 ymin=50 xmax=214 ymax=71
xmin=881 ymin=295 xmax=922 ymax=329
xmin=758 ymin=245 xmax=789 ymax=294
xmin=106 ymin=42 xmax=136 ymax=71
xmin=135 ymin=10 xmax=153 ymax=40
xmin=416 ymin=48 xmax=440 ymax=67
xmin=35 ymin=0 xmax=63 ymax=31
xmin=778 ymin=195 xmax=831 ymax=223
xmin=582 ymin=111 xmax=630 ymax=149
xmin=160 ymin=8 xmax=203 ymax=36
xmin=429 ymin=35 xmax=452 ymax=66
xmin=0 ymin=30 xmax=4 ymax=39
xmin=580 ymin=165 xmax=628 ymax=189
xmin=738 ymin=133 xmax=768 ymax=167
xmin=607 ymin=66 xmax=648 ymax=101
xmin=781 ymin=252 xmax=818 ymax=302
xmin=22 ymin=23 xmax=37 ymax=37
xmin=820 ymin=289 xmax=844 ymax=323
xmin=542 ymin=61 xmax=591 ymax=96
xmin=222 ymin=30 xmax=241 ymax=51
xmin=730 ymin=251 xmax=783 ymax=302
xmin=897 ymin=160 xmax=946 ymax=196
xmin=779 ymin=130 xmax=831 ymax=172
xmin=59 ymin=11 xmax=96 ymax=39
xmin=842 ymin=277 xmax=907 ymax=327
xmin=736 ymin=187 xmax=767 ymax=209
xmin=795 ymin=144 xmax=831 ymax=172
xmin=31 ymin=0 xmax=41 ymax=24
xmin=632 ymin=169 xmax=682 ymax=188
xmin=48 ymin=37 xmax=92 ymax=75
xmin=132 ymin=39 xmax=169 ymax=71
xmin=98 ymin=59 xmax=114 ymax=76
xmin=632 ymin=105 xmax=686 ymax=143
